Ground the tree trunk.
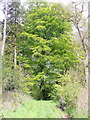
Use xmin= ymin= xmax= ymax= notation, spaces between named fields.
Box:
xmin=88 ymin=1 xmax=90 ymax=115
xmin=14 ymin=37 xmax=17 ymax=68
xmin=14 ymin=4 xmax=17 ymax=68
xmin=1 ymin=0 xmax=8 ymax=56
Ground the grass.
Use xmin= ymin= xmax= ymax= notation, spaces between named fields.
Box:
xmin=65 ymin=107 xmax=88 ymax=118
xmin=3 ymin=99 xmax=67 ymax=118
xmin=2 ymin=91 xmax=88 ymax=118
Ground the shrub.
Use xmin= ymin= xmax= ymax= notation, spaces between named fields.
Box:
xmin=2 ymin=61 xmax=24 ymax=92
xmin=50 ymin=70 xmax=83 ymax=109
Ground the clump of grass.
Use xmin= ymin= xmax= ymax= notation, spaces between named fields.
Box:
xmin=65 ymin=107 xmax=88 ymax=118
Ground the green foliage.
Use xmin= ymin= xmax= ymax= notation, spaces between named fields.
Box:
xmin=2 ymin=57 xmax=24 ymax=91
xmin=18 ymin=2 xmax=79 ymax=100
xmin=2 ymin=1 xmax=24 ymax=92
xmin=3 ymin=67 xmax=18 ymax=91
xmin=21 ymin=72 xmax=54 ymax=100
xmin=2 ymin=1 xmax=87 ymax=118
xmin=65 ymin=107 xmax=88 ymax=118
xmin=50 ymin=69 xmax=83 ymax=109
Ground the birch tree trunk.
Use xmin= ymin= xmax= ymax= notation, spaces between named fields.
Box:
xmin=14 ymin=5 xmax=17 ymax=69
xmin=1 ymin=0 xmax=8 ymax=56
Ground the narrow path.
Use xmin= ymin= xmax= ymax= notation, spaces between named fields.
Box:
xmin=2 ymin=91 xmax=72 ymax=118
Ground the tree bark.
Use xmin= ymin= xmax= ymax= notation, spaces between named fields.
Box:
xmin=13 ymin=4 xmax=17 ymax=68
xmin=14 ymin=37 xmax=17 ymax=68
xmin=1 ymin=0 xmax=8 ymax=56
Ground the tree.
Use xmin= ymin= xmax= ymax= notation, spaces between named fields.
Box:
xmin=18 ymin=2 xmax=79 ymax=99
xmin=65 ymin=1 xmax=88 ymax=84
xmin=1 ymin=0 xmax=8 ymax=56
xmin=2 ymin=0 xmax=23 ymax=91
xmin=6 ymin=1 xmax=21 ymax=68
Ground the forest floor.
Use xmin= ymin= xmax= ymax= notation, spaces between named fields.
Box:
xmin=1 ymin=91 xmax=70 ymax=118
xmin=0 ymin=91 xmax=88 ymax=119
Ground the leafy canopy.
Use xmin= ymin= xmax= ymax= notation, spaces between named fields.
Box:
xmin=18 ymin=2 xmax=79 ymax=99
